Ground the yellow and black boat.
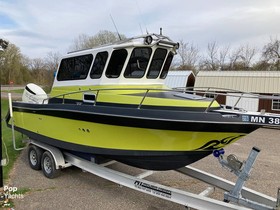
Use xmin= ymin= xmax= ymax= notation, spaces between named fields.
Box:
xmin=6 ymin=34 xmax=280 ymax=170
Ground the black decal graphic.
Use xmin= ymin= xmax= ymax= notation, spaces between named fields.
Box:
xmin=194 ymin=135 xmax=245 ymax=151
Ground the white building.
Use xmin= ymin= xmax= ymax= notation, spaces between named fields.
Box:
xmin=165 ymin=70 xmax=195 ymax=89
xmin=194 ymin=71 xmax=280 ymax=113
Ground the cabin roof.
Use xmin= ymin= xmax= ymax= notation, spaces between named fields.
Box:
xmin=67 ymin=33 xmax=178 ymax=56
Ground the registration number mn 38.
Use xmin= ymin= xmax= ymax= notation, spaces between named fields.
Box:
xmin=242 ymin=115 xmax=280 ymax=125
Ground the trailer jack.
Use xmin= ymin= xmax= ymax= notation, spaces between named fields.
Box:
xmin=213 ymin=147 xmax=279 ymax=210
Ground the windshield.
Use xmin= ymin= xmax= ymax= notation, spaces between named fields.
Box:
xmin=124 ymin=47 xmax=152 ymax=78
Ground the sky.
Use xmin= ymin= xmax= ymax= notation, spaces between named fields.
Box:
xmin=1 ymin=0 xmax=280 ymax=59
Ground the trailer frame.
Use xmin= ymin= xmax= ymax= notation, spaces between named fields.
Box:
xmin=26 ymin=139 xmax=279 ymax=210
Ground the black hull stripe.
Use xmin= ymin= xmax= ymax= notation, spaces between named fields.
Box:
xmin=11 ymin=104 xmax=260 ymax=133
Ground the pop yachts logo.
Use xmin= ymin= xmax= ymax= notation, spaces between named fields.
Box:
xmin=0 ymin=185 xmax=24 ymax=207
xmin=195 ymin=135 xmax=245 ymax=151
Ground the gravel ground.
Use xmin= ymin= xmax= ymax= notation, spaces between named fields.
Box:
xmin=1 ymin=86 xmax=24 ymax=100
xmin=5 ymin=128 xmax=280 ymax=209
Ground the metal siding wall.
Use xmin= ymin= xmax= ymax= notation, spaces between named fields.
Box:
xmin=165 ymin=71 xmax=194 ymax=88
xmin=195 ymin=71 xmax=280 ymax=94
xmin=258 ymin=98 xmax=280 ymax=114
xmin=226 ymin=94 xmax=259 ymax=112
xmin=195 ymin=71 xmax=280 ymax=114
xmin=237 ymin=77 xmax=244 ymax=92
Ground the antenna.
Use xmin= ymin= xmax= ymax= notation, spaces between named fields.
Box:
xmin=110 ymin=14 xmax=122 ymax=41
xmin=136 ymin=0 xmax=148 ymax=34
xmin=139 ymin=23 xmax=143 ymax=35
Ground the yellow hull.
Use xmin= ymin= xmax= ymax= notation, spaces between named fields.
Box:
xmin=11 ymin=111 xmax=244 ymax=152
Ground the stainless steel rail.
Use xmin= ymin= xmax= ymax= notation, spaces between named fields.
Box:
xmin=43 ymin=87 xmax=280 ymax=113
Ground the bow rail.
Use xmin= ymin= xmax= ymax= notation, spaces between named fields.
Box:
xmin=43 ymin=87 xmax=280 ymax=113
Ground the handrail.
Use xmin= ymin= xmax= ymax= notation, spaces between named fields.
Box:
xmin=205 ymin=94 xmax=218 ymax=113
xmin=234 ymin=93 xmax=244 ymax=108
xmin=43 ymin=86 xmax=280 ymax=112
xmin=138 ymin=89 xmax=150 ymax=109
xmin=94 ymin=90 xmax=100 ymax=106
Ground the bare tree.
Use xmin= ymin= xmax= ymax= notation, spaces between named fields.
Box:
xmin=69 ymin=30 xmax=126 ymax=51
xmin=229 ymin=46 xmax=244 ymax=70
xmin=70 ymin=34 xmax=91 ymax=51
xmin=207 ymin=41 xmax=219 ymax=70
xmin=44 ymin=52 xmax=61 ymax=88
xmin=252 ymin=60 xmax=271 ymax=71
xmin=241 ymin=44 xmax=257 ymax=69
xmin=200 ymin=41 xmax=219 ymax=71
xmin=45 ymin=52 xmax=61 ymax=71
xmin=218 ymin=44 xmax=230 ymax=70
xmin=89 ymin=30 xmax=125 ymax=46
xmin=29 ymin=58 xmax=48 ymax=85
xmin=262 ymin=37 xmax=280 ymax=70
xmin=176 ymin=40 xmax=200 ymax=71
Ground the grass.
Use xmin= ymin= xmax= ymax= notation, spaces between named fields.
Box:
xmin=1 ymin=99 xmax=25 ymax=182
xmin=1 ymin=86 xmax=49 ymax=183
xmin=12 ymin=187 xmax=31 ymax=195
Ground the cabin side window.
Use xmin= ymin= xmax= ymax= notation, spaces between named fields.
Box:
xmin=57 ymin=54 xmax=93 ymax=81
xmin=147 ymin=48 xmax=167 ymax=79
xmin=90 ymin=51 xmax=108 ymax=79
xmin=160 ymin=52 xmax=174 ymax=79
xmin=124 ymin=47 xmax=152 ymax=78
xmin=105 ymin=49 xmax=128 ymax=78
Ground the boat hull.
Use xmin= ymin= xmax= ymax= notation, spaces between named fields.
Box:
xmin=7 ymin=102 xmax=259 ymax=170
xmin=12 ymin=125 xmax=214 ymax=170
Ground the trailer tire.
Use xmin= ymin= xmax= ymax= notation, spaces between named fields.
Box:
xmin=28 ymin=145 xmax=43 ymax=170
xmin=41 ymin=151 xmax=60 ymax=179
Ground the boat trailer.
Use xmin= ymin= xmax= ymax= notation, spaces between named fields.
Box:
xmin=24 ymin=139 xmax=280 ymax=210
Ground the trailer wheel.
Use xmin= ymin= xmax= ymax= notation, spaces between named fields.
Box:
xmin=28 ymin=145 xmax=43 ymax=170
xmin=41 ymin=151 xmax=60 ymax=179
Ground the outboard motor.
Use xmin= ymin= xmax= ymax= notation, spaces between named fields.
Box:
xmin=22 ymin=83 xmax=48 ymax=104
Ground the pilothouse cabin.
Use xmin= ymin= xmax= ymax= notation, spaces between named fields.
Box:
xmin=51 ymin=34 xmax=179 ymax=97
